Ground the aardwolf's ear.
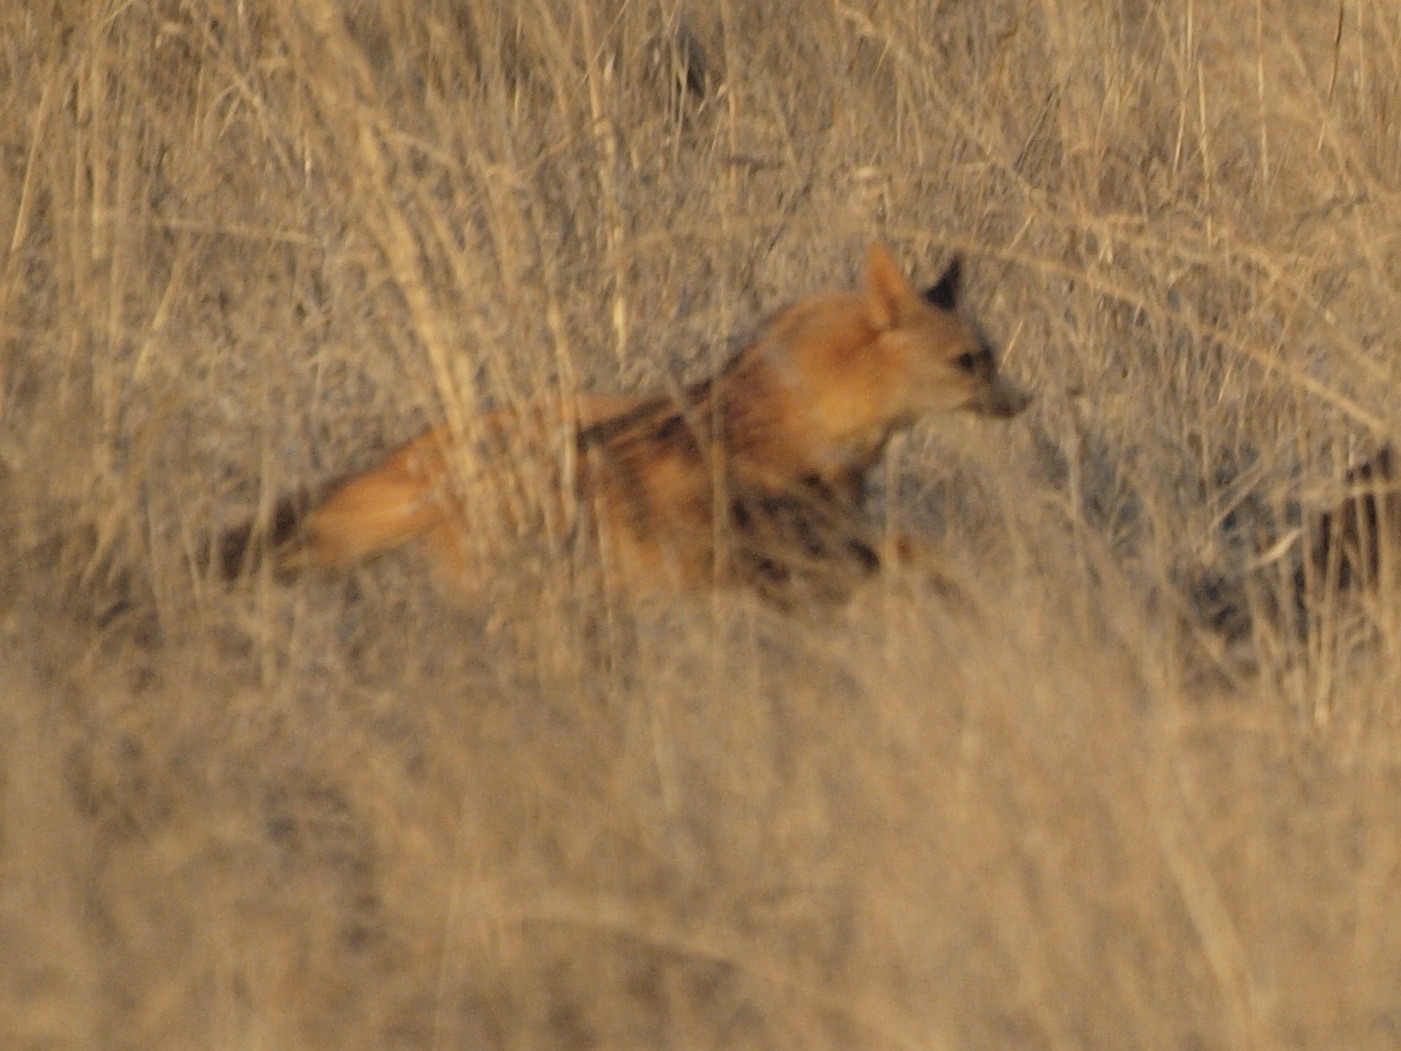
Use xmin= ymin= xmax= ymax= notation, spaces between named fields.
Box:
xmin=863 ymin=242 xmax=915 ymax=330
xmin=921 ymin=256 xmax=962 ymax=311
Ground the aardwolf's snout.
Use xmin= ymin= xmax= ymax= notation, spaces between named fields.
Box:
xmin=971 ymin=373 xmax=1031 ymax=419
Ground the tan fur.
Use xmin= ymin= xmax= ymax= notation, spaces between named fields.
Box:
xmin=226 ymin=243 xmax=1029 ymax=605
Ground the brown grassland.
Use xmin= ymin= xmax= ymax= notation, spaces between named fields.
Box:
xmin=4 ymin=0 xmax=1401 ymax=1047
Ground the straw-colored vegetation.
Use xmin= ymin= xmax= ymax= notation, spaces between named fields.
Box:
xmin=5 ymin=0 xmax=1401 ymax=1047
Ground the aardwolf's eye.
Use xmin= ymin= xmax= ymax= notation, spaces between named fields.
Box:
xmin=954 ymin=350 xmax=980 ymax=372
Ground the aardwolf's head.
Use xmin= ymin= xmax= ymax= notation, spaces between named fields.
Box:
xmin=866 ymin=242 xmax=1030 ymax=420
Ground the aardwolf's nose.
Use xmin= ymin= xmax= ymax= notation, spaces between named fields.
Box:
xmin=972 ymin=375 xmax=1032 ymax=419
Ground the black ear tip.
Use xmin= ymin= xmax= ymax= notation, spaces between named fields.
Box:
xmin=921 ymin=255 xmax=963 ymax=310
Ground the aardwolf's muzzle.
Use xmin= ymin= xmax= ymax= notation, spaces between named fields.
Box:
xmin=970 ymin=374 xmax=1031 ymax=419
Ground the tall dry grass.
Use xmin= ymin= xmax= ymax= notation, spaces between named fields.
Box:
xmin=4 ymin=0 xmax=1401 ymax=1047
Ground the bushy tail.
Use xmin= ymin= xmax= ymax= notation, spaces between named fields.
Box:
xmin=218 ymin=430 xmax=453 ymax=580
xmin=215 ymin=397 xmax=651 ymax=584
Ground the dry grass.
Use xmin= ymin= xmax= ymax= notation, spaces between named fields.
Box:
xmin=5 ymin=0 xmax=1401 ymax=1047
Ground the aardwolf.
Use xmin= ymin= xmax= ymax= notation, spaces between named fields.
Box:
xmin=221 ymin=243 xmax=1029 ymax=606
xmin=1299 ymin=446 xmax=1401 ymax=595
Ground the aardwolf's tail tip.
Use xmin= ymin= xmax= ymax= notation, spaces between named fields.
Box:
xmin=215 ymin=496 xmax=305 ymax=581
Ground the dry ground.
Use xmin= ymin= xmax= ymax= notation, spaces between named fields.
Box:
xmin=5 ymin=1 xmax=1401 ymax=1048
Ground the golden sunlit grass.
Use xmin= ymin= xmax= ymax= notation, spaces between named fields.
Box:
xmin=4 ymin=1 xmax=1401 ymax=1047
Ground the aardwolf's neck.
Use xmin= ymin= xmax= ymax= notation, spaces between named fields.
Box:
xmin=714 ymin=319 xmax=903 ymax=486
xmin=578 ymin=343 xmax=895 ymax=499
